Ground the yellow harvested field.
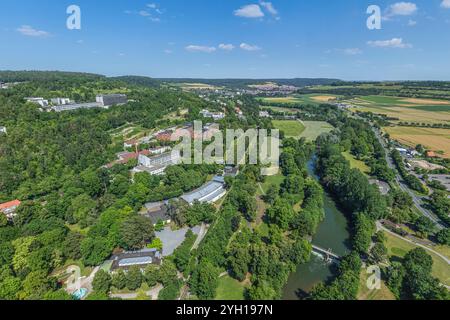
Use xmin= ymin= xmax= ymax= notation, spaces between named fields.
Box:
xmin=351 ymin=106 xmax=450 ymax=124
xmin=384 ymin=127 xmax=450 ymax=158
xmin=311 ymin=95 xmax=336 ymax=102
xmin=401 ymin=98 xmax=450 ymax=105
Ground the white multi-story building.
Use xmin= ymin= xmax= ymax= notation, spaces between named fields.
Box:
xmin=200 ymin=109 xmax=225 ymax=120
xmin=25 ymin=97 xmax=49 ymax=107
xmin=133 ymin=151 xmax=181 ymax=176
xmin=96 ymin=94 xmax=128 ymax=107
xmin=51 ymin=98 xmax=71 ymax=105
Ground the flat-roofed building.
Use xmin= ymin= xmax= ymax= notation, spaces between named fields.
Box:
xmin=138 ymin=152 xmax=180 ymax=167
xmin=51 ymin=98 xmax=71 ymax=105
xmin=111 ymin=248 xmax=162 ymax=271
xmin=51 ymin=102 xmax=103 ymax=112
xmin=133 ymin=164 xmax=167 ymax=176
xmin=25 ymin=97 xmax=49 ymax=107
xmin=96 ymin=94 xmax=128 ymax=107
xmin=181 ymin=176 xmax=226 ymax=205
xmin=0 ymin=126 xmax=6 ymax=134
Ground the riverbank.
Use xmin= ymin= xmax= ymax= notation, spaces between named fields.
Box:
xmin=282 ymin=158 xmax=351 ymax=299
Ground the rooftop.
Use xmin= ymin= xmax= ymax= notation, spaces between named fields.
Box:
xmin=181 ymin=176 xmax=225 ymax=204
xmin=0 ymin=200 xmax=21 ymax=211
xmin=111 ymin=248 xmax=162 ymax=270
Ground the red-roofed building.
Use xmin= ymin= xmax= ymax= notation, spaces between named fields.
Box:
xmin=105 ymin=150 xmax=151 ymax=168
xmin=156 ymin=130 xmax=173 ymax=142
xmin=124 ymin=139 xmax=138 ymax=149
xmin=426 ymin=151 xmax=437 ymax=158
xmin=0 ymin=200 xmax=21 ymax=220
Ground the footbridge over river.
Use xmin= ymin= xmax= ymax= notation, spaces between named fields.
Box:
xmin=311 ymin=245 xmax=342 ymax=262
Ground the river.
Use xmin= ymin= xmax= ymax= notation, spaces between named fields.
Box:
xmin=282 ymin=158 xmax=351 ymax=300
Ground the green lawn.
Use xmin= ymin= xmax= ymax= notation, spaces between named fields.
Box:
xmin=299 ymin=121 xmax=334 ymax=142
xmin=272 ymin=120 xmax=305 ymax=138
xmin=342 ymin=151 xmax=370 ymax=174
xmin=215 ymin=275 xmax=247 ymax=300
xmin=358 ymin=270 xmax=396 ymax=300
xmin=383 ymin=231 xmax=450 ymax=286
xmin=258 ymin=174 xmax=285 ymax=196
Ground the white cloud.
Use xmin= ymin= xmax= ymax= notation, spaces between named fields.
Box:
xmin=164 ymin=49 xmax=173 ymax=54
xmin=218 ymin=44 xmax=235 ymax=51
xmin=407 ymin=19 xmax=417 ymax=26
xmin=147 ymin=3 xmax=157 ymax=9
xmin=234 ymin=4 xmax=265 ymax=18
xmin=240 ymin=43 xmax=261 ymax=51
xmin=367 ymin=38 xmax=412 ymax=48
xmin=185 ymin=45 xmax=216 ymax=53
xmin=76 ymin=40 xmax=84 ymax=44
xmin=442 ymin=0 xmax=450 ymax=8
xmin=387 ymin=2 xmax=418 ymax=16
xmin=342 ymin=48 xmax=363 ymax=55
xmin=260 ymin=2 xmax=278 ymax=15
xmin=139 ymin=10 xmax=151 ymax=17
xmin=17 ymin=25 xmax=50 ymax=37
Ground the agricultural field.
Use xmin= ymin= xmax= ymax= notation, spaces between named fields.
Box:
xmin=298 ymin=121 xmax=334 ymax=142
xmin=383 ymin=231 xmax=450 ymax=286
xmin=262 ymin=105 xmax=299 ymax=114
xmin=346 ymin=95 xmax=450 ymax=124
xmin=384 ymin=126 xmax=450 ymax=158
xmin=272 ymin=120 xmax=305 ymax=138
xmin=215 ymin=275 xmax=248 ymax=300
xmin=172 ymin=82 xmax=222 ymax=91
xmin=260 ymin=94 xmax=338 ymax=105
xmin=342 ymin=151 xmax=370 ymax=174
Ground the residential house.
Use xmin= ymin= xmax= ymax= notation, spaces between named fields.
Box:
xmin=156 ymin=130 xmax=173 ymax=142
xmin=143 ymin=202 xmax=171 ymax=226
xmin=124 ymin=139 xmax=138 ymax=149
xmin=0 ymin=200 xmax=21 ymax=220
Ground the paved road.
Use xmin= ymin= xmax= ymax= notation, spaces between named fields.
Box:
xmin=191 ymin=223 xmax=208 ymax=251
xmin=110 ymin=284 xmax=163 ymax=300
xmin=377 ymin=222 xmax=450 ymax=265
xmin=371 ymin=127 xmax=445 ymax=230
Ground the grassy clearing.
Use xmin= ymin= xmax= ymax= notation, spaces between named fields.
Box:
xmin=215 ymin=275 xmax=247 ymax=300
xmin=342 ymin=151 xmax=370 ymax=174
xmin=258 ymin=174 xmax=285 ymax=195
xmin=384 ymin=126 xmax=450 ymax=158
xmin=383 ymin=231 xmax=450 ymax=286
xmin=272 ymin=120 xmax=305 ymax=138
xmin=357 ymin=270 xmax=396 ymax=300
xmin=299 ymin=121 xmax=334 ymax=142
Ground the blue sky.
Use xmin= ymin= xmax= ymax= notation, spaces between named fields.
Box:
xmin=1 ymin=0 xmax=450 ymax=80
